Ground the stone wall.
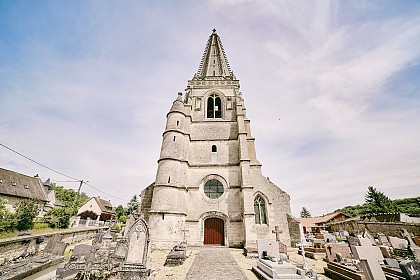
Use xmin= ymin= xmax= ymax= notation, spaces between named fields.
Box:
xmin=0 ymin=227 xmax=105 ymax=264
xmin=287 ymin=213 xmax=301 ymax=247
xmin=329 ymin=220 xmax=420 ymax=237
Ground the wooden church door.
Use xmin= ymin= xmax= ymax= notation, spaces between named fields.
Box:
xmin=204 ymin=218 xmax=224 ymax=245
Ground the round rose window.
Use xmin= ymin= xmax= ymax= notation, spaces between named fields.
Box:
xmin=204 ymin=179 xmax=224 ymax=199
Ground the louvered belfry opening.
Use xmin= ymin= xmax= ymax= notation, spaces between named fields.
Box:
xmin=204 ymin=218 xmax=225 ymax=245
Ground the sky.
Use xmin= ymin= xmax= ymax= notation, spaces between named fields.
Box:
xmin=0 ymin=1 xmax=419 ymax=217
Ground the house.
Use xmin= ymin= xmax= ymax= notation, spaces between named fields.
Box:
xmin=300 ymin=212 xmax=351 ymax=234
xmin=0 ymin=167 xmax=49 ymax=213
xmin=77 ymin=197 xmax=115 ymax=221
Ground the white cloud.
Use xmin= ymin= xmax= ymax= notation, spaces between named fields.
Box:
xmin=1 ymin=1 xmax=419 ymax=216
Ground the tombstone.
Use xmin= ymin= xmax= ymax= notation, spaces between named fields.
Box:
xmin=57 ymin=244 xmax=93 ymax=279
xmin=325 ymin=243 xmax=352 ymax=263
xmin=351 ymin=237 xmax=386 ymax=280
xmin=117 ymin=218 xmax=150 ymax=280
xmin=379 ymin=246 xmax=391 ymax=258
xmin=389 ymin=236 xmax=408 ymax=249
xmin=253 ymin=240 xmax=309 ymax=279
xmin=384 ymin=258 xmax=400 ymax=269
xmin=123 ymin=215 xmax=136 ymax=238
xmin=324 ymin=233 xmax=337 ymax=244
xmin=51 ymin=241 xmax=67 ymax=256
xmin=401 ymin=228 xmax=420 ymax=262
xmin=164 ymin=242 xmax=187 ymax=267
xmin=338 ymin=230 xmax=349 ymax=240
xmin=271 ymin=226 xmax=287 ymax=254
xmin=348 ymin=236 xmax=362 ymax=247
xmin=43 ymin=234 xmax=63 ymax=254
xmin=101 ymin=231 xmax=113 ymax=249
xmin=257 ymin=240 xmax=280 ymax=260
xmin=377 ymin=233 xmax=390 ymax=247
xmin=399 ymin=260 xmax=420 ymax=280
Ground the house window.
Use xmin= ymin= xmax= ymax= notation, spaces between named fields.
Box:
xmin=212 ymin=145 xmax=217 ymax=152
xmin=207 ymin=94 xmax=222 ymax=118
xmin=254 ymin=196 xmax=267 ymax=224
xmin=204 ymin=179 xmax=224 ymax=199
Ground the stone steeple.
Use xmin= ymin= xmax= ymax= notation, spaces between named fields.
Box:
xmin=196 ymin=29 xmax=233 ymax=80
xmin=141 ymin=29 xmax=295 ymax=251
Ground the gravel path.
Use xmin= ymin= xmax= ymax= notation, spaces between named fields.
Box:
xmin=186 ymin=247 xmax=247 ymax=280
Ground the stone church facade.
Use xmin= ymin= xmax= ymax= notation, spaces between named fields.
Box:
xmin=140 ymin=30 xmax=298 ymax=251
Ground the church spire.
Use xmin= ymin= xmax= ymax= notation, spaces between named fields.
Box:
xmin=196 ymin=29 xmax=233 ymax=80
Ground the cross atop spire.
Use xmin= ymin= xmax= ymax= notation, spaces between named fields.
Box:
xmin=196 ymin=29 xmax=233 ymax=80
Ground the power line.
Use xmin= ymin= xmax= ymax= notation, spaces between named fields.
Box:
xmin=1 ymin=143 xmax=79 ymax=181
xmin=84 ymin=182 xmax=128 ymax=202
xmin=1 ymin=143 xmax=128 ymax=203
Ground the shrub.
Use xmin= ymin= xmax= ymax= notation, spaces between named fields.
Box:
xmin=119 ymin=215 xmax=126 ymax=223
xmin=44 ymin=208 xmax=71 ymax=229
xmin=15 ymin=200 xmax=41 ymax=231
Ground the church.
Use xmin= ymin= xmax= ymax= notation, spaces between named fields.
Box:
xmin=139 ymin=30 xmax=299 ymax=252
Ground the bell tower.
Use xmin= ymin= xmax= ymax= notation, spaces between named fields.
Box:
xmin=146 ymin=30 xmax=294 ymax=250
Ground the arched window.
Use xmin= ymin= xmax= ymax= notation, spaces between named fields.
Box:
xmin=254 ymin=196 xmax=267 ymax=224
xmin=204 ymin=179 xmax=224 ymax=199
xmin=207 ymin=94 xmax=222 ymax=118
xmin=212 ymin=145 xmax=217 ymax=152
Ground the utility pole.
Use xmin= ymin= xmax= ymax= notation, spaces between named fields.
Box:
xmin=71 ymin=180 xmax=84 ymax=215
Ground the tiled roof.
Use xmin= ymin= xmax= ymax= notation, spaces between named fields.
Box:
xmin=94 ymin=197 xmax=115 ymax=213
xmin=0 ymin=168 xmax=48 ymax=202
xmin=300 ymin=212 xmax=351 ymax=227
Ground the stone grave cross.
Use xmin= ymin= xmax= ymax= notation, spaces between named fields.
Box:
xmin=181 ymin=227 xmax=189 ymax=242
xmin=272 ymin=226 xmax=282 ymax=242
xmin=352 ymin=237 xmax=386 ymax=280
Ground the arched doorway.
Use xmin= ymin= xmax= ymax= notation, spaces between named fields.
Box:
xmin=204 ymin=218 xmax=224 ymax=245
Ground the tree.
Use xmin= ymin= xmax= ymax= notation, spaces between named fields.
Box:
xmin=44 ymin=208 xmax=71 ymax=229
xmin=115 ymin=205 xmax=125 ymax=219
xmin=49 ymin=183 xmax=90 ymax=215
xmin=364 ymin=186 xmax=398 ymax=214
xmin=0 ymin=198 xmax=17 ymax=232
xmin=126 ymin=195 xmax=139 ymax=215
xmin=15 ymin=199 xmax=41 ymax=231
xmin=300 ymin=207 xmax=311 ymax=218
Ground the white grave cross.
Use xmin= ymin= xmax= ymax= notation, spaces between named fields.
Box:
xmin=352 ymin=238 xmax=386 ymax=280
xmin=272 ymin=226 xmax=282 ymax=242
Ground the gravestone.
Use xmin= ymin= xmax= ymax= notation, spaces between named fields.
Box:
xmin=399 ymin=260 xmax=420 ymax=280
xmin=379 ymin=246 xmax=391 ymax=258
xmin=51 ymin=241 xmax=67 ymax=256
xmin=384 ymin=258 xmax=400 ymax=269
xmin=257 ymin=240 xmax=280 ymax=260
xmin=325 ymin=243 xmax=352 ymax=263
xmin=338 ymin=230 xmax=349 ymax=240
xmin=401 ymin=228 xmax=420 ymax=262
xmin=253 ymin=239 xmax=309 ymax=279
xmin=389 ymin=236 xmax=408 ymax=249
xmin=164 ymin=242 xmax=187 ymax=267
xmin=101 ymin=231 xmax=113 ymax=249
xmin=43 ymin=234 xmax=63 ymax=254
xmin=56 ymin=244 xmax=93 ymax=279
xmin=117 ymin=218 xmax=150 ymax=280
xmin=123 ymin=215 xmax=136 ymax=238
xmin=324 ymin=233 xmax=336 ymax=244
xmin=271 ymin=226 xmax=287 ymax=254
xmin=348 ymin=236 xmax=361 ymax=247
xmin=378 ymin=233 xmax=390 ymax=247
xmin=351 ymin=237 xmax=386 ymax=280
